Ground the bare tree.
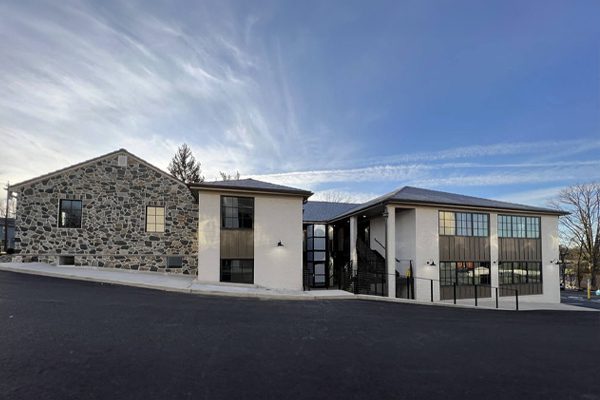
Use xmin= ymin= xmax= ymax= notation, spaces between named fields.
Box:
xmin=219 ymin=171 xmax=240 ymax=181
xmin=0 ymin=200 xmax=16 ymax=218
xmin=168 ymin=144 xmax=204 ymax=183
xmin=552 ymin=183 xmax=600 ymax=288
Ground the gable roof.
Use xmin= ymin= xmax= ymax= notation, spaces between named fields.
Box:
xmin=329 ymin=186 xmax=566 ymax=221
xmin=9 ymin=149 xmax=187 ymax=191
xmin=188 ymin=178 xmax=313 ymax=198
xmin=303 ymin=201 xmax=360 ymax=223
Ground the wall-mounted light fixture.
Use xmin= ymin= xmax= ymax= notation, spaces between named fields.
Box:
xmin=426 ymin=259 xmax=436 ymax=266
xmin=493 ymin=260 xmax=497 ymax=264
xmin=277 ymin=241 xmax=284 ymax=247
xmin=551 ymin=259 xmax=560 ymax=265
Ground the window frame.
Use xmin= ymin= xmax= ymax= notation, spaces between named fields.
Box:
xmin=439 ymin=261 xmax=491 ymax=286
xmin=221 ymin=196 xmax=254 ymax=230
xmin=58 ymin=199 xmax=83 ymax=229
xmin=220 ymin=259 xmax=254 ymax=284
xmin=145 ymin=206 xmax=165 ymax=233
xmin=439 ymin=211 xmax=489 ymax=237
xmin=498 ymin=215 xmax=540 ymax=238
xmin=498 ymin=261 xmax=543 ymax=285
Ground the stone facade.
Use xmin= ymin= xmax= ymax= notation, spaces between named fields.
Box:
xmin=12 ymin=150 xmax=198 ymax=274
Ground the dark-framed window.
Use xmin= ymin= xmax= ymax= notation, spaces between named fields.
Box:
xmin=58 ymin=199 xmax=82 ymax=228
xmin=439 ymin=211 xmax=488 ymax=237
xmin=305 ymin=224 xmax=327 ymax=287
xmin=221 ymin=196 xmax=254 ymax=229
xmin=499 ymin=261 xmax=542 ymax=284
xmin=221 ymin=259 xmax=254 ymax=284
xmin=498 ymin=215 xmax=540 ymax=238
xmin=146 ymin=206 xmax=165 ymax=232
xmin=439 ymin=261 xmax=491 ymax=286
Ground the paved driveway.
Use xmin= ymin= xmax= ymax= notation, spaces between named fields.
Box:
xmin=1 ymin=271 xmax=599 ymax=400
xmin=562 ymin=289 xmax=600 ymax=310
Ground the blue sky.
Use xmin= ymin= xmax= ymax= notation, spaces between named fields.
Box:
xmin=0 ymin=0 xmax=599 ymax=205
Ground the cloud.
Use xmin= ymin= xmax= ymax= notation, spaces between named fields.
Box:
xmin=0 ymin=1 xmax=352 ymax=186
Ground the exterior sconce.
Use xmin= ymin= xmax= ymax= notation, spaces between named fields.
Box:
xmin=277 ymin=241 xmax=284 ymax=247
xmin=426 ymin=259 xmax=436 ymax=266
xmin=551 ymin=259 xmax=560 ymax=265
xmin=493 ymin=260 xmax=497 ymax=264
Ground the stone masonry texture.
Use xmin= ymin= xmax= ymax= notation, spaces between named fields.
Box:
xmin=13 ymin=151 xmax=198 ymax=274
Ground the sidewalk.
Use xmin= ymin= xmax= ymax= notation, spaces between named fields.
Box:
xmin=0 ymin=262 xmax=353 ymax=300
xmin=0 ymin=262 xmax=595 ymax=311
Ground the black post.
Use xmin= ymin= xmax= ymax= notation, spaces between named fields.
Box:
xmin=515 ymin=289 xmax=519 ymax=311
xmin=430 ymin=279 xmax=434 ymax=302
xmin=453 ymin=283 xmax=457 ymax=304
xmin=495 ymin=287 xmax=499 ymax=309
xmin=474 ymin=284 xmax=478 ymax=307
xmin=406 ymin=277 xmax=410 ymax=299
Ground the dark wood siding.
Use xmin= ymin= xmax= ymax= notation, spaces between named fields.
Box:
xmin=220 ymin=230 xmax=254 ymax=259
xmin=500 ymin=283 xmax=543 ymax=296
xmin=440 ymin=285 xmax=492 ymax=300
xmin=439 ymin=236 xmax=490 ymax=261
xmin=498 ymin=238 xmax=541 ymax=261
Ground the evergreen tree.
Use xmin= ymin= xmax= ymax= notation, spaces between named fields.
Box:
xmin=168 ymin=144 xmax=204 ymax=183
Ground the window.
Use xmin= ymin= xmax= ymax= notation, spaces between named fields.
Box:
xmin=439 ymin=261 xmax=491 ymax=286
xmin=166 ymin=256 xmax=183 ymax=269
xmin=439 ymin=212 xmax=488 ymax=237
xmin=221 ymin=259 xmax=253 ymax=284
xmin=526 ymin=217 xmax=540 ymax=238
xmin=305 ymin=224 xmax=327 ymax=287
xmin=146 ymin=206 xmax=165 ymax=232
xmin=221 ymin=196 xmax=254 ymax=229
xmin=498 ymin=215 xmax=540 ymax=238
xmin=439 ymin=212 xmax=455 ymax=235
xmin=498 ymin=261 xmax=543 ymax=284
xmin=59 ymin=200 xmax=82 ymax=228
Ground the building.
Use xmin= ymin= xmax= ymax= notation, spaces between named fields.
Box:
xmin=1 ymin=217 xmax=15 ymax=252
xmin=8 ymin=149 xmax=566 ymax=302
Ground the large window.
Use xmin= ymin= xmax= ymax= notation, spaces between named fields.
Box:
xmin=221 ymin=196 xmax=254 ymax=229
xmin=58 ymin=199 xmax=82 ymax=228
xmin=439 ymin=212 xmax=488 ymax=237
xmin=221 ymin=259 xmax=254 ymax=284
xmin=499 ymin=262 xmax=542 ymax=284
xmin=439 ymin=261 xmax=491 ymax=286
xmin=146 ymin=206 xmax=165 ymax=232
xmin=498 ymin=215 xmax=540 ymax=238
xmin=305 ymin=224 xmax=327 ymax=287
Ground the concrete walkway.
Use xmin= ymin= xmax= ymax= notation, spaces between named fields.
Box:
xmin=0 ymin=262 xmax=352 ymax=300
xmin=0 ymin=262 xmax=595 ymax=311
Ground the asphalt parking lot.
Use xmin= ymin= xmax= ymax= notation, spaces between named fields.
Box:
xmin=1 ymin=271 xmax=599 ymax=400
xmin=561 ymin=289 xmax=600 ymax=310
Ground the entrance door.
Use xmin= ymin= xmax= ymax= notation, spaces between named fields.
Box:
xmin=313 ymin=262 xmax=326 ymax=287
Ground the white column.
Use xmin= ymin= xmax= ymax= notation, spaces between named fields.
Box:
xmin=350 ymin=216 xmax=358 ymax=273
xmin=386 ymin=205 xmax=396 ymax=298
xmin=490 ymin=213 xmax=499 ymax=288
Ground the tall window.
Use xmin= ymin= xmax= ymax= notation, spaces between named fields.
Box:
xmin=221 ymin=259 xmax=254 ymax=284
xmin=439 ymin=211 xmax=488 ymax=237
xmin=499 ymin=262 xmax=542 ymax=284
xmin=498 ymin=215 xmax=540 ymax=238
xmin=146 ymin=206 xmax=165 ymax=232
xmin=305 ymin=224 xmax=327 ymax=287
xmin=221 ymin=196 xmax=254 ymax=229
xmin=58 ymin=200 xmax=82 ymax=228
xmin=439 ymin=261 xmax=491 ymax=286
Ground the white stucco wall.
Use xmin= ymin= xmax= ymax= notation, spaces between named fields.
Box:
xmin=254 ymin=195 xmax=304 ymax=290
xmin=413 ymin=207 xmax=441 ymax=301
xmin=197 ymin=192 xmax=221 ymax=282
xmin=528 ymin=215 xmax=560 ymax=303
xmin=196 ymin=190 xmax=304 ymax=290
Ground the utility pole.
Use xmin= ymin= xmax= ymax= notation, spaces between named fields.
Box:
xmin=3 ymin=182 xmax=10 ymax=253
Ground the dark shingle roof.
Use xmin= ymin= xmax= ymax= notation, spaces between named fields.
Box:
xmin=303 ymin=201 xmax=360 ymax=223
xmin=329 ymin=186 xmax=566 ymax=221
xmin=189 ymin=178 xmax=313 ymax=197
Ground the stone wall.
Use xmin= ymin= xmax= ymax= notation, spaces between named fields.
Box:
xmin=13 ymin=151 xmax=198 ymax=274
